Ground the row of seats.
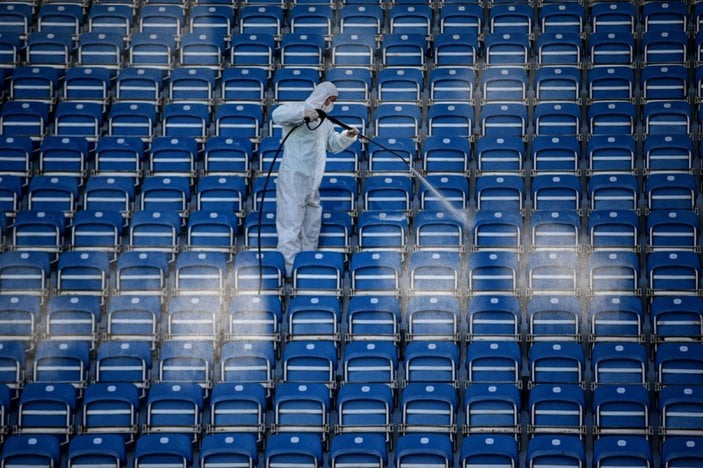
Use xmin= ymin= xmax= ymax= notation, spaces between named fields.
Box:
xmin=6 ymin=432 xmax=700 ymax=467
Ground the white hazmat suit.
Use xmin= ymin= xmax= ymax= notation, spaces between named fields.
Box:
xmin=272 ymin=82 xmax=357 ymax=276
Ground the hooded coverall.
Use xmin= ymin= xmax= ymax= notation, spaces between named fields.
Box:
xmin=272 ymin=82 xmax=357 ymax=276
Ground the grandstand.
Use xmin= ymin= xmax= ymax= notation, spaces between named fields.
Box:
xmin=0 ymin=0 xmax=703 ymax=465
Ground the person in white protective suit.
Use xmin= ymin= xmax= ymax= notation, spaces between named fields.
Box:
xmin=272 ymin=82 xmax=358 ymax=276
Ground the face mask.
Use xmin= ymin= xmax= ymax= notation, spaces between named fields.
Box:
xmin=322 ymin=100 xmax=334 ymax=113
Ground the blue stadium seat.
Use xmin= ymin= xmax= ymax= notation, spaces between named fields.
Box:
xmin=439 ymin=4 xmax=483 ymax=36
xmin=77 ymin=32 xmax=124 ymax=70
xmin=593 ymin=384 xmax=651 ymax=437
xmin=485 ymin=33 xmax=530 ymax=66
xmin=480 ymin=103 xmax=527 ymax=138
xmin=81 ymin=177 xmax=134 ymax=220
xmin=588 ymin=210 xmax=640 ymax=251
xmin=587 ymin=67 xmax=633 ymax=102
xmin=138 ymin=5 xmax=184 ymax=37
xmin=145 ymin=382 xmax=204 ymax=440
xmin=644 ymin=101 xmax=691 ymax=136
xmin=134 ymin=434 xmax=192 ymax=467
xmin=475 ymin=136 xmax=523 ymax=175
xmin=530 ymin=210 xmax=580 ymax=251
xmin=466 ymin=341 xmax=521 ymax=385
xmin=464 ymin=383 xmax=521 ymax=436
xmin=287 ymin=295 xmax=340 ymax=343
xmin=394 ymin=433 xmax=454 ymax=468
xmin=659 ymin=385 xmax=703 ymax=438
xmin=115 ymin=250 xmax=170 ymax=299
xmin=661 ymin=437 xmax=703 ymax=467
xmin=526 ymin=435 xmax=585 ymax=468
xmin=67 ymin=434 xmax=127 ymax=467
xmin=651 ymin=296 xmax=703 ymax=346
xmin=414 ymin=210 xmax=466 ymax=251
xmin=161 ymin=103 xmax=209 ymax=141
xmin=326 ymin=67 xmax=372 ymax=104
xmin=32 ymin=341 xmax=90 ymax=387
xmin=588 ymin=250 xmax=640 ymax=296
xmin=475 ymin=175 xmax=525 ymax=212
xmin=529 ymin=341 xmax=585 ymax=384
xmin=342 ymin=341 xmax=398 ymax=386
xmin=88 ymin=4 xmax=134 ymax=37
xmin=0 ymin=295 xmax=40 ymax=347
xmin=199 ymin=433 xmax=259 ymax=468
xmin=528 ymin=383 xmax=585 ymax=438
xmin=1 ymin=435 xmax=61 ymax=467
xmin=592 ymin=342 xmax=648 ymax=386
xmin=531 ymin=174 xmax=582 ymax=211
xmin=641 ymin=65 xmax=688 ymax=102
xmin=367 ymin=138 xmax=414 ymax=174
xmin=0 ymin=341 xmax=26 ymax=390
xmin=319 ymin=176 xmax=358 ymax=214
xmin=0 ymin=3 xmax=33 ymax=36
xmin=482 ymin=67 xmax=528 ymax=103
xmin=656 ymin=343 xmax=703 ymax=387
xmin=243 ymin=210 xmax=278 ymax=251
xmin=221 ymin=67 xmax=267 ymax=103
xmin=589 ymin=295 xmax=644 ymax=343
xmin=591 ymin=2 xmax=636 ymax=33
xmin=292 ymin=251 xmax=344 ymax=296
xmin=330 ymin=433 xmax=388 ymax=468
xmin=219 ymin=341 xmax=275 ymax=390
xmin=588 ymin=32 xmax=634 ymax=66
xmin=95 ymin=340 xmax=152 ymax=394
xmin=290 ymin=4 xmax=334 ymax=37
xmin=373 ymin=104 xmax=422 ymax=140
xmin=167 ymin=294 xmax=221 ymax=341
xmin=62 ymin=67 xmax=112 ymax=111
xmin=128 ymin=32 xmax=176 ymax=70
xmin=489 ymin=4 xmax=533 ymax=35
xmin=593 ymin=436 xmax=653 ymax=468
xmin=148 ymin=136 xmax=199 ymax=178
xmin=0 ymin=136 xmax=32 ymax=179
xmin=468 ymin=251 xmax=519 ymax=296
xmin=389 ymin=4 xmax=433 ymax=36
xmin=362 ymin=175 xmax=413 ymax=212
xmin=46 ymin=294 xmax=102 ymax=347
xmin=12 ymin=211 xmax=66 ymax=259
xmin=282 ymin=340 xmax=337 ymax=387
xmin=408 ymin=250 xmax=462 ymax=295
xmin=0 ymin=32 xmax=22 ymax=70
xmin=188 ymin=6 xmax=233 ymax=40
xmin=377 ymin=67 xmax=423 ymax=104
xmin=280 ymin=32 xmax=326 ymax=69
xmin=338 ymin=4 xmax=384 ymax=35
xmin=527 ymin=296 xmax=581 ymax=342
xmin=350 ymin=251 xmax=403 ymax=297
xmin=588 ymin=174 xmax=639 ymax=211
xmin=10 ymin=66 xmax=59 ymax=104
xmin=229 ymin=33 xmax=276 ymax=69
xmin=26 ymin=31 xmax=74 ymax=70
xmin=208 ymin=383 xmax=267 ymax=441
xmin=647 ymin=251 xmax=701 ymax=296
xmin=644 ymin=135 xmax=693 ymax=174
xmin=179 ymin=32 xmax=224 ymax=70
xmin=108 ymin=102 xmax=158 ymax=141
xmin=203 ymin=136 xmax=253 ymax=176
xmin=540 ymin=3 xmax=584 ymax=34
xmin=534 ymin=67 xmax=581 ymax=103
xmin=105 ymin=295 xmax=161 ymax=346
xmin=127 ymin=211 xmax=181 ymax=259
xmin=272 ymin=382 xmax=330 ymax=438
xmin=589 ymin=101 xmax=637 ymax=136
xmin=27 ymin=176 xmax=79 ymax=217
xmin=404 ymin=341 xmax=459 ymax=384
xmin=115 ymin=67 xmax=163 ymax=104
xmin=467 ymin=295 xmax=520 ymax=342
xmin=536 ymin=33 xmax=581 ymax=66
xmin=157 ymin=340 xmax=214 ymax=390
xmin=382 ymin=33 xmax=426 ymax=68
xmin=642 ymin=30 xmax=687 ymax=65
xmin=264 ymin=433 xmax=322 ymax=468
xmin=195 ymin=175 xmax=246 ymax=216
xmin=139 ymin=175 xmax=190 ymax=213
xmin=404 ymin=295 xmax=459 ymax=342
xmin=433 ymin=34 xmax=478 ymax=68
xmin=167 ymin=67 xmax=216 ymax=106
xmin=0 ymin=101 xmax=49 ymax=141
xmin=232 ymin=250 xmax=285 ymax=294
xmin=461 ymin=434 xmax=519 ymax=468
xmin=80 ymin=383 xmax=140 ymax=442
xmin=272 ymin=68 xmax=319 ymax=102
xmin=427 ymin=103 xmax=474 ymax=139
xmin=238 ymin=5 xmax=284 ymax=36
xmin=0 ymin=251 xmax=52 ymax=297
xmin=226 ymin=295 xmax=282 ymax=343
xmin=346 ymin=295 xmax=401 ymax=343
xmin=534 ymin=102 xmax=581 ymax=137
xmin=336 ymin=383 xmax=393 ymax=443
xmin=399 ymin=383 xmax=457 ymax=440
xmin=527 ymin=251 xmax=579 ymax=296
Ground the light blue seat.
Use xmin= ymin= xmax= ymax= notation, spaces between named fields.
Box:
xmin=80 ymin=383 xmax=140 ymax=442
xmin=468 ymin=251 xmax=519 ymax=296
xmin=593 ymin=384 xmax=650 ymax=436
xmin=529 ymin=341 xmax=585 ymax=385
xmin=350 ymin=251 xmax=403 ymax=297
xmin=464 ymin=383 xmax=521 ymax=436
xmin=530 ymin=210 xmax=580 ymax=251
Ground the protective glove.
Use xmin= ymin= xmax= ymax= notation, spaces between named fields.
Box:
xmin=304 ymin=106 xmax=320 ymax=123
